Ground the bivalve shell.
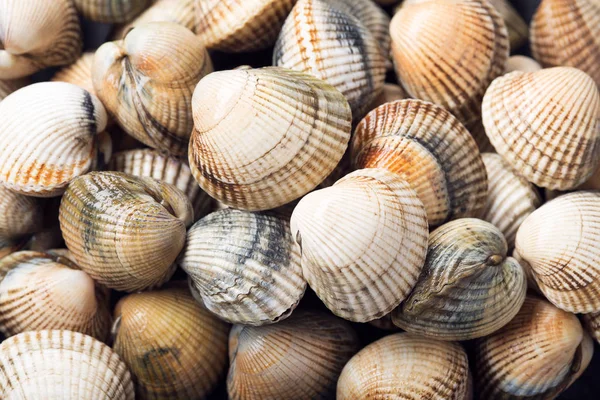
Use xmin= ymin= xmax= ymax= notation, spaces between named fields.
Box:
xmin=52 ymin=52 xmax=96 ymax=95
xmin=583 ymin=311 xmax=600 ymax=344
xmin=0 ymin=186 xmax=43 ymax=239
xmin=0 ymin=237 xmax=26 ymax=261
xmin=490 ymin=0 xmax=529 ymax=51
xmin=368 ymin=83 xmax=408 ymax=111
xmin=0 ymin=79 xmax=27 ymax=101
xmin=74 ymin=0 xmax=151 ymax=23
xmin=506 ymin=55 xmax=543 ymax=73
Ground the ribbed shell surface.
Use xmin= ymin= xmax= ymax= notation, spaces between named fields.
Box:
xmin=583 ymin=311 xmax=600 ymax=344
xmin=52 ymin=53 xmax=96 ymax=96
xmin=74 ymin=0 xmax=151 ymax=23
xmin=490 ymin=0 xmax=529 ymax=50
xmin=0 ymin=187 xmax=42 ymax=239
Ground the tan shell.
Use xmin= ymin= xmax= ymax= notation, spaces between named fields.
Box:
xmin=531 ymin=0 xmax=600 ymax=87
xmin=515 ymin=191 xmax=600 ymax=313
xmin=0 ymin=186 xmax=43 ymax=239
xmin=352 ymin=99 xmax=488 ymax=227
xmin=338 ymin=333 xmax=471 ymax=399
xmin=290 ymin=168 xmax=428 ymax=322
xmin=52 ymin=52 xmax=96 ymax=95
xmin=188 ymin=67 xmax=352 ymax=211
xmin=481 ymin=153 xmax=541 ymax=249
xmin=0 ymin=330 xmax=134 ymax=399
xmin=0 ymin=82 xmax=108 ymax=197
xmin=0 ymin=79 xmax=27 ymax=101
xmin=113 ymin=286 xmax=229 ymax=399
xmin=506 ymin=55 xmax=543 ymax=73
xmin=59 ymin=172 xmax=193 ymax=292
xmin=180 ymin=209 xmax=306 ymax=325
xmin=273 ymin=0 xmax=386 ymax=119
xmin=74 ymin=0 xmax=151 ymax=23
xmin=0 ymin=237 xmax=27 ymax=261
xmin=228 ymin=311 xmax=359 ymax=400
xmin=482 ymin=67 xmax=600 ymax=190
xmin=0 ymin=250 xmax=111 ymax=341
xmin=546 ymin=164 xmax=600 ymax=201
xmin=490 ymin=0 xmax=529 ymax=51
xmin=93 ymin=22 xmax=213 ymax=156
xmin=583 ymin=311 xmax=600 ymax=344
xmin=474 ymin=296 xmax=594 ymax=399
xmin=368 ymin=83 xmax=408 ymax=111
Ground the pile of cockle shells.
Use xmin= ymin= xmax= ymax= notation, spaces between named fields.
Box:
xmin=0 ymin=0 xmax=599 ymax=399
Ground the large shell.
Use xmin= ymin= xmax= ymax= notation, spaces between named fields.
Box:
xmin=0 ymin=186 xmax=43 ymax=239
xmin=59 ymin=172 xmax=193 ymax=292
xmin=482 ymin=67 xmax=600 ymax=190
xmin=290 ymin=168 xmax=428 ymax=322
xmin=352 ymin=99 xmax=488 ymax=227
xmin=180 ymin=209 xmax=306 ymax=325
xmin=52 ymin=52 xmax=96 ymax=95
xmin=113 ymin=286 xmax=229 ymax=399
xmin=93 ymin=22 xmax=213 ymax=156
xmin=0 ymin=79 xmax=27 ymax=101
xmin=0 ymin=250 xmax=111 ymax=341
xmin=273 ymin=0 xmax=386 ymax=119
xmin=228 ymin=311 xmax=359 ymax=400
xmin=531 ymin=0 xmax=600 ymax=87
xmin=490 ymin=0 xmax=529 ymax=51
xmin=337 ymin=333 xmax=471 ymax=399
xmin=189 ymin=67 xmax=351 ymax=211
xmin=74 ymin=0 xmax=151 ymax=23
xmin=0 ymin=82 xmax=108 ymax=197
xmin=515 ymin=191 xmax=600 ymax=313
xmin=506 ymin=55 xmax=543 ymax=73
xmin=474 ymin=296 xmax=594 ymax=399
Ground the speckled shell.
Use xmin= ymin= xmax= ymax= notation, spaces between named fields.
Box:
xmin=52 ymin=52 xmax=96 ymax=95
xmin=531 ymin=0 xmax=600 ymax=86
xmin=188 ymin=67 xmax=351 ymax=211
xmin=490 ymin=0 xmax=528 ymax=51
xmin=506 ymin=55 xmax=543 ymax=73
xmin=0 ymin=0 xmax=82 ymax=79
xmin=0 ymin=187 xmax=43 ymax=239
xmin=352 ymin=99 xmax=488 ymax=227
xmin=274 ymin=0 xmax=386 ymax=119
xmin=368 ymin=83 xmax=408 ymax=111
xmin=0 ymin=250 xmax=111 ymax=341
xmin=112 ymin=286 xmax=229 ymax=399
xmin=482 ymin=67 xmax=600 ymax=190
xmin=228 ymin=311 xmax=359 ymax=400
xmin=180 ymin=209 xmax=306 ymax=325
xmin=481 ymin=153 xmax=541 ymax=249
xmin=515 ymin=191 xmax=600 ymax=313
xmin=338 ymin=333 xmax=471 ymax=399
xmin=0 ymin=79 xmax=27 ymax=101
xmin=93 ymin=22 xmax=212 ymax=156
xmin=59 ymin=172 xmax=193 ymax=292
xmin=474 ymin=296 xmax=594 ymax=399
xmin=0 ymin=82 xmax=108 ymax=197
xmin=290 ymin=168 xmax=428 ymax=322
xmin=74 ymin=0 xmax=151 ymax=23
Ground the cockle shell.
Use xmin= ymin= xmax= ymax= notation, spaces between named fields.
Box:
xmin=0 ymin=250 xmax=111 ymax=341
xmin=482 ymin=67 xmax=600 ymax=190
xmin=338 ymin=333 xmax=471 ymax=399
xmin=474 ymin=296 xmax=594 ymax=399
xmin=0 ymin=79 xmax=27 ymax=101
xmin=274 ymin=0 xmax=386 ymax=119
xmin=505 ymin=55 xmax=543 ymax=73
xmin=368 ymin=83 xmax=408 ymax=111
xmin=0 ymin=82 xmax=108 ymax=197
xmin=515 ymin=191 xmax=600 ymax=313
xmin=74 ymin=0 xmax=151 ymax=23
xmin=180 ymin=209 xmax=306 ymax=325
xmin=93 ymin=22 xmax=213 ymax=156
xmin=52 ymin=52 xmax=96 ymax=95
xmin=290 ymin=168 xmax=428 ymax=322
xmin=352 ymin=99 xmax=488 ymax=227
xmin=188 ymin=67 xmax=352 ymax=211
xmin=112 ymin=286 xmax=230 ymax=399
xmin=0 ymin=330 xmax=134 ymax=399
xmin=0 ymin=237 xmax=26 ymax=260
xmin=583 ymin=311 xmax=600 ymax=344
xmin=490 ymin=0 xmax=529 ymax=51
xmin=228 ymin=311 xmax=359 ymax=400
xmin=0 ymin=186 xmax=43 ymax=239
xmin=59 ymin=172 xmax=193 ymax=292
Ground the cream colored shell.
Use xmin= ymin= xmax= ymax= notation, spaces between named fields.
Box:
xmin=505 ymin=55 xmax=543 ymax=73
xmin=74 ymin=0 xmax=151 ymax=23
xmin=52 ymin=52 xmax=96 ymax=95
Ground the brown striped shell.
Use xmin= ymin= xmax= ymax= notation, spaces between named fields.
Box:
xmin=93 ymin=22 xmax=213 ymax=156
xmin=59 ymin=172 xmax=193 ymax=292
xmin=0 ymin=82 xmax=108 ymax=197
xmin=490 ymin=0 xmax=529 ymax=51
xmin=179 ymin=209 xmax=306 ymax=325
xmin=112 ymin=286 xmax=230 ymax=399
xmin=0 ymin=186 xmax=43 ymax=239
xmin=0 ymin=250 xmax=111 ymax=341
xmin=506 ymin=55 xmax=543 ymax=73
xmin=52 ymin=52 xmax=96 ymax=95
xmin=368 ymin=83 xmax=408 ymax=111
xmin=74 ymin=0 xmax=151 ymax=23
xmin=0 ymin=78 xmax=27 ymax=101
xmin=474 ymin=296 xmax=593 ymax=399
xmin=352 ymin=99 xmax=488 ymax=227
xmin=515 ymin=191 xmax=600 ymax=313
xmin=290 ymin=168 xmax=429 ymax=322
xmin=482 ymin=67 xmax=600 ymax=190
xmin=188 ymin=67 xmax=352 ymax=211
xmin=228 ymin=311 xmax=359 ymax=400
xmin=337 ymin=333 xmax=471 ymax=399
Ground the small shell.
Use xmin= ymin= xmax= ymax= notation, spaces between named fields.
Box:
xmin=482 ymin=67 xmax=600 ymax=190
xmin=93 ymin=22 xmax=213 ymax=156
xmin=506 ymin=55 xmax=543 ymax=73
xmin=481 ymin=153 xmax=541 ymax=249
xmin=59 ymin=172 xmax=193 ymax=292
xmin=228 ymin=311 xmax=359 ymax=400
xmin=515 ymin=191 xmax=600 ymax=313
xmin=189 ymin=67 xmax=351 ymax=211
xmin=474 ymin=296 xmax=594 ymax=399
xmin=0 ymin=250 xmax=111 ymax=341
xmin=273 ymin=0 xmax=386 ymax=119
xmin=0 ymin=186 xmax=43 ymax=239
xmin=0 ymin=79 xmax=27 ymax=101
xmin=52 ymin=52 xmax=96 ymax=95
xmin=113 ymin=286 xmax=230 ymax=399
xmin=74 ymin=0 xmax=151 ymax=23
xmin=337 ymin=333 xmax=471 ymax=399
xmin=180 ymin=209 xmax=306 ymax=325
xmin=290 ymin=168 xmax=429 ymax=322
xmin=0 ymin=82 xmax=108 ymax=197
xmin=0 ymin=0 xmax=82 ymax=79
xmin=490 ymin=0 xmax=529 ymax=51
xmin=352 ymin=99 xmax=488 ymax=227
